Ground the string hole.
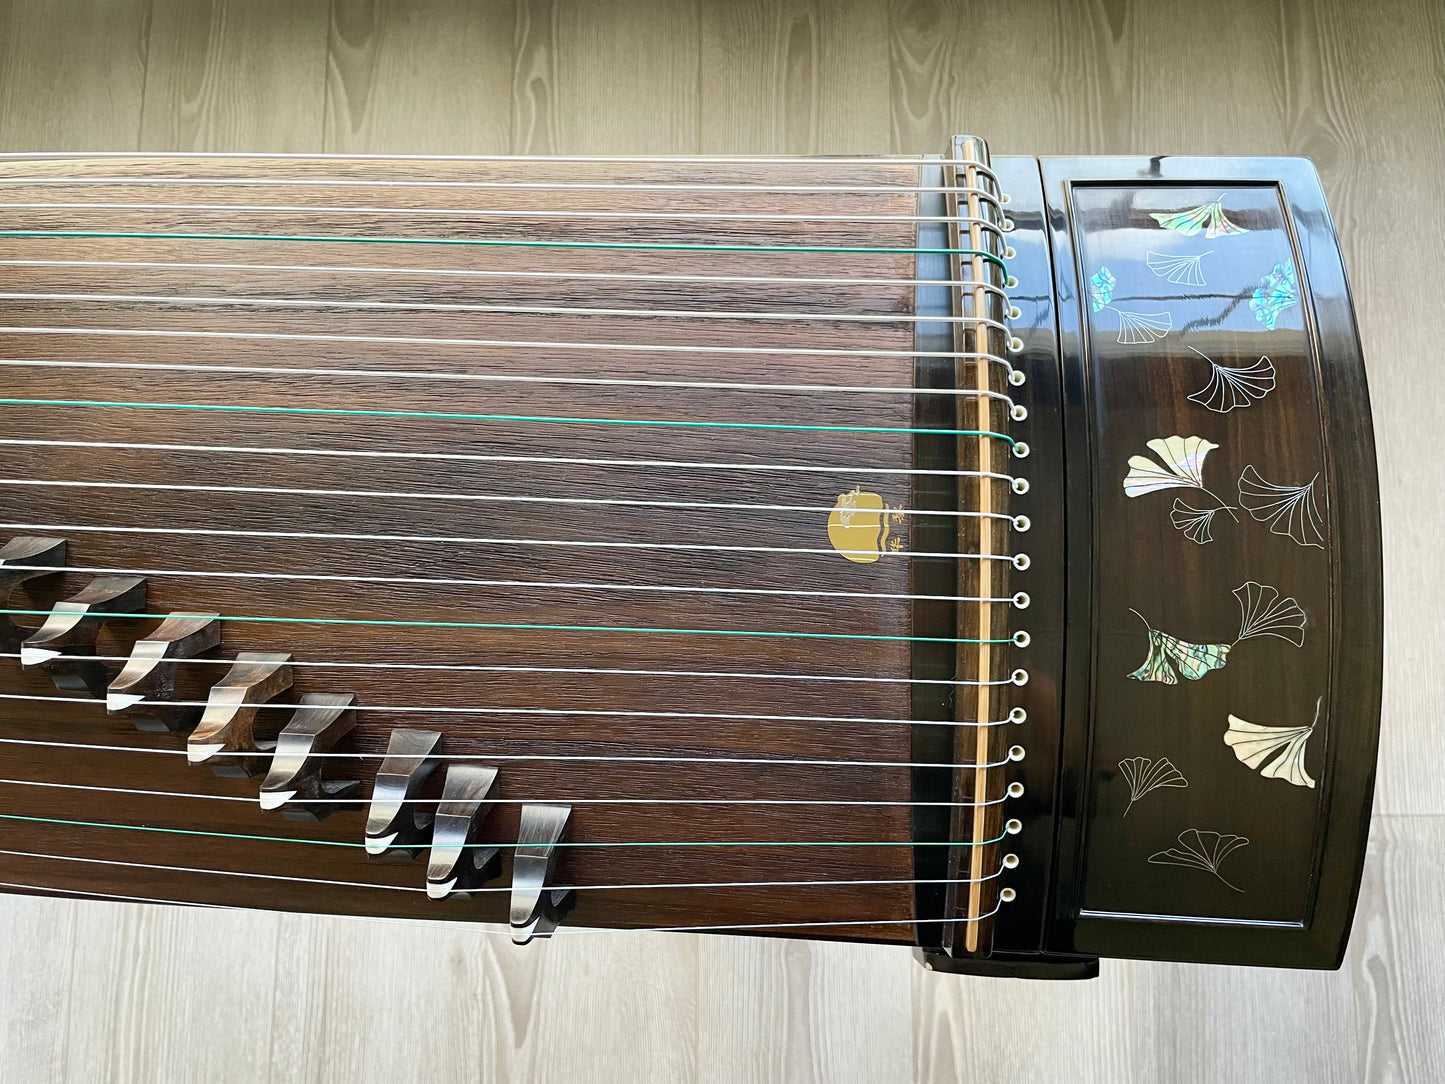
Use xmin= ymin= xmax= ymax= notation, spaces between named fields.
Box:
xmin=1007 ymin=782 xmax=1025 ymax=798
xmin=1010 ymin=404 xmax=1028 ymax=422
xmin=1000 ymin=193 xmax=1012 ymax=206
xmin=1012 ymin=591 xmax=1030 ymax=609
xmin=1012 ymin=515 xmax=1031 ymax=533
xmin=1003 ymin=853 xmax=1020 ymax=869
xmin=1008 ymin=305 xmax=1022 ymax=320
xmin=1012 ymin=630 xmax=1031 ymax=648
xmin=1011 ymin=476 xmax=1029 ymax=494
xmin=1008 ymin=336 xmax=1025 ymax=353
xmin=1006 ymin=275 xmax=1019 ymax=289
xmin=1008 ymin=369 xmax=1026 ymax=386
xmin=1005 ymin=818 xmax=1023 ymax=835
xmin=1010 ymin=668 xmax=1029 ymax=686
xmin=1008 ymin=745 xmax=1026 ymax=762
xmin=1002 ymin=218 xmax=1016 ymax=232
xmin=1012 ymin=553 xmax=1031 ymax=572
xmin=1000 ymin=887 xmax=1017 ymax=903
xmin=1012 ymin=441 xmax=1030 ymax=459
xmin=1008 ymin=706 xmax=1028 ymax=724
xmin=1004 ymin=246 xmax=1016 ymax=259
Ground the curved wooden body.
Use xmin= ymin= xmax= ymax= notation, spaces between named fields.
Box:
xmin=0 ymin=146 xmax=1380 ymax=974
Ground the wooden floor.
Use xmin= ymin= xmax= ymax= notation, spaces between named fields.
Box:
xmin=0 ymin=0 xmax=1441 ymax=1080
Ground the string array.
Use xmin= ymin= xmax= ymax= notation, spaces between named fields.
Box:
xmin=0 ymin=148 xmax=1029 ymax=937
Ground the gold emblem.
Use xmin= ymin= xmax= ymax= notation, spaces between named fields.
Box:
xmin=827 ymin=487 xmax=892 ymax=564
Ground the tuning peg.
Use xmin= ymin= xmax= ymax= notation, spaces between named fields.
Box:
xmin=20 ymin=575 xmax=147 ymax=694
xmin=186 ymin=652 xmax=293 ymax=776
xmin=260 ymin=693 xmax=361 ymax=820
xmin=0 ymin=537 xmax=67 ymax=654
xmin=510 ymin=803 xmax=576 ymax=944
xmin=426 ymin=764 xmax=502 ymax=899
xmin=106 ymin=612 xmax=222 ymax=732
xmin=364 ymin=728 xmax=443 ymax=858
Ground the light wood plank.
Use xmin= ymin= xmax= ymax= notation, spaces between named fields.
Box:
xmin=696 ymin=936 xmax=911 ymax=1084
xmin=324 ymin=0 xmax=514 ymax=154
xmin=534 ymin=0 xmax=701 ymax=154
xmin=140 ymin=0 xmax=332 ymax=151
xmin=0 ymin=0 xmax=149 ymax=151
xmin=887 ymin=0 xmax=1121 ymax=156
xmin=1274 ymin=0 xmax=1445 ymax=817
xmin=0 ymin=895 xmax=74 ymax=1083
xmin=698 ymin=0 xmax=890 ymax=154
xmin=59 ymin=903 xmax=283 ymax=1084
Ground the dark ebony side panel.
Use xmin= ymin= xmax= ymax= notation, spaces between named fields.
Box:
xmin=1042 ymin=156 xmax=1381 ymax=969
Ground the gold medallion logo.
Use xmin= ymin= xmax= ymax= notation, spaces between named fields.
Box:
xmin=827 ymin=487 xmax=892 ymax=563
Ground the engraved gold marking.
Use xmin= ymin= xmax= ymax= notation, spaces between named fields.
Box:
xmin=826 ymin=487 xmax=892 ymax=563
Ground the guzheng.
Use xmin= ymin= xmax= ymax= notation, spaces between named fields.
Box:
xmin=0 ymin=137 xmax=1381 ymax=978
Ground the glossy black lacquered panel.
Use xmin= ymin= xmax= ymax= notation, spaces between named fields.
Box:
xmin=1042 ymin=157 xmax=1381 ymax=968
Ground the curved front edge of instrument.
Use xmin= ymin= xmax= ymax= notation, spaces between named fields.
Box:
xmin=1041 ymin=155 xmax=1382 ymax=970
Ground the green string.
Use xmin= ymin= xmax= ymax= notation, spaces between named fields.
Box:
xmin=0 ymin=609 xmax=1011 ymax=645
xmin=0 ymin=397 xmax=1017 ymax=445
xmin=0 ymin=812 xmax=1008 ymax=849
xmin=0 ymin=229 xmax=1008 ymax=272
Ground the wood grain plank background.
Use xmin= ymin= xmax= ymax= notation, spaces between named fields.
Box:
xmin=0 ymin=0 xmax=1439 ymax=1080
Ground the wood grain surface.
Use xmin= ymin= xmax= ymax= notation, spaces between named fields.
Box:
xmin=0 ymin=0 xmax=1440 ymax=1081
xmin=0 ymin=153 xmax=936 ymax=939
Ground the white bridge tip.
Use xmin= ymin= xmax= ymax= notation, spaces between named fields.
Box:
xmin=187 ymin=742 xmax=225 ymax=764
xmin=364 ymin=832 xmax=398 ymax=856
xmin=106 ymin=692 xmax=146 ymax=713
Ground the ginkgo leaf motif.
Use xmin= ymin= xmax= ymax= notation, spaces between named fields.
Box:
xmin=1238 ymin=465 xmax=1326 ymax=548
xmin=1119 ymin=756 xmax=1189 ymax=816
xmin=1086 ymin=265 xmax=1172 ymax=344
xmin=1233 ymin=581 xmax=1308 ymax=646
xmin=1127 ymin=610 xmax=1232 ymax=685
xmin=1127 ymin=581 xmax=1303 ymax=686
xmin=1149 ymin=829 xmax=1249 ymax=891
xmin=1147 ymin=250 xmax=1210 ymax=287
xmin=1124 ymin=435 xmax=1218 ymax=496
xmin=1150 ymin=199 xmax=1250 ymax=239
xmin=1089 ymin=266 xmax=1116 ymax=311
xmin=1223 ymin=697 xmax=1321 ymax=789
xmin=1126 ymin=435 xmax=1238 ymax=542
xmin=1186 ymin=349 xmax=1277 ymax=413
xmin=1170 ymin=498 xmax=1221 ymax=544
xmin=1114 ymin=309 xmax=1174 ymax=345
xmin=1250 ymin=261 xmax=1299 ymax=330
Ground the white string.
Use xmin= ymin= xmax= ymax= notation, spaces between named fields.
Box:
xmin=0 ymin=176 xmax=989 ymax=195
xmin=0 ymin=289 xmax=1013 ymax=331
xmin=0 ymin=877 xmax=1006 ymax=933
xmin=0 ymin=436 xmax=1021 ymax=483
xmin=0 ymin=846 xmax=1007 ymax=895
xmin=0 ymin=737 xmax=1007 ymax=772
xmin=0 ymin=522 xmax=1022 ymax=563
xmin=0 ymin=258 xmax=1012 ymax=296
xmin=0 ymin=564 xmax=1017 ymax=607
xmin=0 ymin=478 xmax=1019 ymax=524
xmin=0 ymin=325 xmax=1011 ymax=364
xmin=0 ymin=569 xmax=1017 ymax=612
xmin=0 ymin=652 xmax=1014 ymax=688
xmin=0 ymin=199 xmax=1004 ymax=228
xmin=0 ymin=358 xmax=1018 ymax=405
xmin=0 ymin=149 xmax=990 ymax=165
xmin=0 ymin=880 xmax=215 ymax=909
xmin=0 ymin=693 xmax=1021 ymax=733
xmin=0 ymin=778 xmax=1006 ymax=809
